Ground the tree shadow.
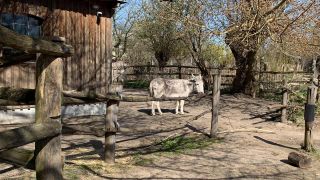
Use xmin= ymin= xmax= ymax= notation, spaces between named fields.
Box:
xmin=254 ymin=136 xmax=298 ymax=150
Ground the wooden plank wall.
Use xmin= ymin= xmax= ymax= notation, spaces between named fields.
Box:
xmin=0 ymin=0 xmax=114 ymax=94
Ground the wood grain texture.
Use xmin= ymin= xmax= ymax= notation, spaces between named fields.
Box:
xmin=0 ymin=25 xmax=74 ymax=57
xmin=34 ymin=55 xmax=63 ymax=180
xmin=211 ymin=73 xmax=221 ymax=138
xmin=0 ymin=0 xmax=114 ymax=93
xmin=0 ymin=121 xmax=61 ymax=151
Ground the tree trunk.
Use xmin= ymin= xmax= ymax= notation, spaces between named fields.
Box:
xmin=194 ymin=58 xmax=211 ymax=90
xmin=230 ymin=46 xmax=257 ymax=95
xmin=155 ymin=51 xmax=169 ymax=70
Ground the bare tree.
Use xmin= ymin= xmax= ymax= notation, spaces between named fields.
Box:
xmin=113 ymin=2 xmax=141 ymax=61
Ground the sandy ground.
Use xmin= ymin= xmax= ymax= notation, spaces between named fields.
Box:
xmin=1 ymin=89 xmax=320 ymax=180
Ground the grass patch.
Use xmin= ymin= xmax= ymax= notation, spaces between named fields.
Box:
xmin=132 ymin=155 xmax=154 ymax=166
xmin=159 ymin=135 xmax=221 ymax=153
xmin=124 ymin=80 xmax=149 ymax=89
xmin=309 ymin=148 xmax=320 ymax=160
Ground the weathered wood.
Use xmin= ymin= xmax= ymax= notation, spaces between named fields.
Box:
xmin=288 ymin=152 xmax=312 ymax=168
xmin=0 ymin=54 xmax=36 ymax=68
xmin=0 ymin=121 xmax=61 ymax=152
xmin=0 ymin=148 xmax=34 ymax=169
xmin=281 ymin=80 xmax=288 ymax=123
xmin=303 ymin=85 xmax=317 ymax=151
xmin=210 ymin=73 xmax=221 ymax=138
xmin=34 ymin=54 xmax=63 ymax=180
xmin=0 ymin=148 xmax=65 ymax=170
xmin=105 ymin=100 xmax=119 ymax=164
xmin=63 ymin=124 xmax=105 ymax=137
xmin=0 ymin=88 xmax=208 ymax=106
xmin=0 ymin=25 xmax=74 ymax=57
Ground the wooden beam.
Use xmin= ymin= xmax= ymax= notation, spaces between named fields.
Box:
xmin=0 ymin=25 xmax=74 ymax=57
xmin=0 ymin=148 xmax=64 ymax=170
xmin=0 ymin=54 xmax=36 ymax=68
xmin=0 ymin=88 xmax=208 ymax=106
xmin=0 ymin=121 xmax=61 ymax=152
xmin=34 ymin=55 xmax=63 ymax=180
xmin=0 ymin=148 xmax=34 ymax=169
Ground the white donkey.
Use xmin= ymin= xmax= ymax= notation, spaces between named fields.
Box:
xmin=149 ymin=74 xmax=204 ymax=116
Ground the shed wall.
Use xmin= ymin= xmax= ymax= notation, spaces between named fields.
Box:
xmin=0 ymin=0 xmax=114 ymax=94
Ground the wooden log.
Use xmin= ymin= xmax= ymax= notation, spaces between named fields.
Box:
xmin=105 ymin=100 xmax=119 ymax=164
xmin=210 ymin=73 xmax=221 ymax=138
xmin=0 ymin=54 xmax=36 ymax=68
xmin=288 ymin=152 xmax=312 ymax=168
xmin=303 ymin=85 xmax=317 ymax=151
xmin=0 ymin=148 xmax=34 ymax=169
xmin=0 ymin=121 xmax=61 ymax=151
xmin=0 ymin=148 xmax=64 ymax=170
xmin=281 ymin=80 xmax=288 ymax=123
xmin=62 ymin=124 xmax=105 ymax=137
xmin=0 ymin=87 xmax=207 ymax=106
xmin=34 ymin=54 xmax=63 ymax=180
xmin=0 ymin=25 xmax=74 ymax=57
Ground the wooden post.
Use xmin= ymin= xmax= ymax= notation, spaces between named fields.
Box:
xmin=34 ymin=38 xmax=64 ymax=180
xmin=178 ymin=65 xmax=182 ymax=79
xmin=105 ymin=83 xmax=121 ymax=164
xmin=303 ymin=84 xmax=317 ymax=151
xmin=281 ymin=79 xmax=288 ymax=123
xmin=105 ymin=99 xmax=119 ymax=164
xmin=210 ymin=73 xmax=221 ymax=138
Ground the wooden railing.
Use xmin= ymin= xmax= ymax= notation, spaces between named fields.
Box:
xmin=0 ymin=25 xmax=74 ymax=180
xmin=120 ymin=65 xmax=312 ymax=92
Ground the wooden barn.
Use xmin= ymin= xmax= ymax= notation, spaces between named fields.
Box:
xmin=0 ymin=0 xmax=124 ymax=94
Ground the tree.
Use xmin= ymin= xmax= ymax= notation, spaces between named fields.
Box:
xmin=219 ymin=0 xmax=317 ymax=94
xmin=138 ymin=1 xmax=182 ymax=68
xmin=113 ymin=2 xmax=141 ymax=61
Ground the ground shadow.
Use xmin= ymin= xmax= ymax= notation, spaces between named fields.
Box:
xmin=254 ymin=136 xmax=297 ymax=150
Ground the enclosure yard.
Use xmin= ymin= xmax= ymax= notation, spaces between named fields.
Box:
xmin=0 ymin=89 xmax=319 ymax=179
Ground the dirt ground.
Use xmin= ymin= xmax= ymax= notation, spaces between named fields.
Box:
xmin=1 ymin=89 xmax=320 ymax=180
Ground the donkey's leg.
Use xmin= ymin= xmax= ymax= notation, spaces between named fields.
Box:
xmin=180 ymin=100 xmax=185 ymax=114
xmin=151 ymin=101 xmax=156 ymax=116
xmin=157 ymin=101 xmax=163 ymax=115
xmin=175 ymin=101 xmax=180 ymax=114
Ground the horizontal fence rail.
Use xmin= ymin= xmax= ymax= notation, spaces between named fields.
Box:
xmin=117 ymin=65 xmax=313 ymax=92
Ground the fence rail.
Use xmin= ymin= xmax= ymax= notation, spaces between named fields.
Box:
xmin=119 ymin=65 xmax=313 ymax=92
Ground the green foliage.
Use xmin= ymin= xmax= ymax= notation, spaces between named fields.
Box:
xmin=202 ymin=44 xmax=234 ymax=66
xmin=160 ymin=135 xmax=221 ymax=153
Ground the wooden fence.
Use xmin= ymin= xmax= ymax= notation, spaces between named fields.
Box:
xmin=122 ymin=65 xmax=313 ymax=92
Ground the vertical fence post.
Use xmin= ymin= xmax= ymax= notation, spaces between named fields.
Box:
xmin=303 ymin=84 xmax=317 ymax=151
xmin=105 ymin=84 xmax=121 ymax=164
xmin=281 ymin=79 xmax=288 ymax=123
xmin=35 ymin=38 xmax=63 ymax=179
xmin=304 ymin=84 xmax=317 ymax=151
xmin=178 ymin=65 xmax=182 ymax=79
xmin=210 ymin=72 xmax=221 ymax=138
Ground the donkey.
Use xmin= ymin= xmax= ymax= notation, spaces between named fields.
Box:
xmin=149 ymin=74 xmax=204 ymax=116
